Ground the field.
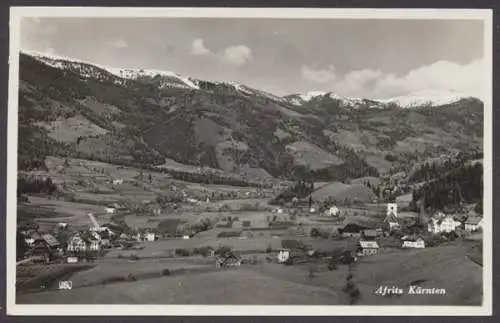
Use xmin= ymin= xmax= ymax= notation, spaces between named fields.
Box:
xmin=16 ymin=155 xmax=483 ymax=306
xmin=17 ymin=240 xmax=481 ymax=305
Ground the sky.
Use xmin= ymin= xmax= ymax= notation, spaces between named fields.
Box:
xmin=20 ymin=17 xmax=485 ymax=99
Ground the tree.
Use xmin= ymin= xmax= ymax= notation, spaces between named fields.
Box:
xmin=17 ymin=230 xmax=27 ymax=261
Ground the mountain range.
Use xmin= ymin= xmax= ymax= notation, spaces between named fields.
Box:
xmin=17 ymin=51 xmax=484 ymax=182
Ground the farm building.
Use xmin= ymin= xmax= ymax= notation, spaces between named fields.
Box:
xmin=104 ymin=207 xmax=116 ymax=214
xmin=356 ymin=240 xmax=379 ymax=256
xmin=401 ymin=235 xmax=426 ymax=248
xmin=427 ymin=213 xmax=462 ymax=234
xmin=465 ymin=217 xmax=483 ymax=232
xmin=361 ymin=229 xmax=379 ymax=240
xmin=30 ymin=233 xmax=61 ymax=262
xmin=338 ymin=223 xmax=366 ymax=238
xmin=215 ymin=248 xmax=242 ymax=269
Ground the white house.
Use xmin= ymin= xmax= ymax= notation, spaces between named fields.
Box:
xmin=187 ymin=198 xmax=200 ymax=204
xmin=325 ymin=206 xmax=340 ymax=217
xmin=465 ymin=217 xmax=483 ymax=232
xmin=144 ymin=232 xmax=156 ymax=242
xmin=112 ymin=179 xmax=124 ymax=185
xmin=66 ymin=256 xmax=78 ymax=264
xmin=67 ymin=233 xmax=101 ymax=252
xmin=427 ymin=213 xmax=462 ymax=234
xmin=104 ymin=207 xmax=116 ymax=214
xmin=387 ymin=203 xmax=398 ymax=217
xmin=402 ymin=236 xmax=426 ymax=248
xmin=277 ymin=248 xmax=291 ymax=263
xmin=356 ymin=241 xmax=379 ymax=256
xmin=383 ymin=203 xmax=400 ymax=231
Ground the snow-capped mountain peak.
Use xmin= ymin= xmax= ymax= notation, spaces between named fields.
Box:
xmin=22 ymin=49 xmax=199 ymax=90
xmin=377 ymin=89 xmax=475 ymax=108
xmin=298 ymin=91 xmax=328 ymax=102
xmin=22 ymin=50 xmax=479 ymax=109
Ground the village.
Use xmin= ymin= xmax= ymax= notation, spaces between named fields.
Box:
xmin=17 ymin=199 xmax=484 ymax=267
xmin=15 ymin=157 xmax=484 ymax=305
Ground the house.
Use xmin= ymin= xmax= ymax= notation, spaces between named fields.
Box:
xmin=215 ymin=250 xmax=242 ymax=269
xmin=325 ymin=205 xmax=340 ymax=217
xmin=384 ymin=212 xmax=400 ymax=232
xmin=356 ymin=240 xmax=379 ymax=256
xmin=401 ymin=235 xmax=426 ymax=248
xmin=465 ymin=217 xmax=483 ymax=232
xmin=67 ymin=232 xmax=101 ymax=252
xmin=277 ymin=248 xmax=291 ymax=263
xmin=66 ymin=256 xmax=79 ymax=264
xmin=362 ymin=229 xmax=379 ymax=240
xmin=24 ymin=231 xmax=41 ymax=248
xmin=144 ymin=232 xmax=156 ymax=242
xmin=338 ymin=223 xmax=366 ymax=238
xmin=112 ymin=178 xmax=124 ymax=185
xmin=387 ymin=203 xmax=398 ymax=217
xmin=104 ymin=207 xmax=116 ymax=214
xmin=427 ymin=213 xmax=462 ymax=234
xmin=42 ymin=234 xmax=61 ymax=249
xmin=32 ymin=234 xmax=60 ymax=262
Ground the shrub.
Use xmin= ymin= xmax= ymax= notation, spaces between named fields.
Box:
xmin=240 ymin=203 xmax=258 ymax=211
xmin=218 ymin=204 xmax=231 ymax=212
xmin=265 ymin=244 xmax=273 ymax=253
xmin=281 ymin=239 xmax=300 ymax=249
xmin=175 ymin=248 xmax=192 ymax=257
xmin=101 ymin=276 xmax=126 ymax=285
xmin=129 ymin=254 xmax=140 ymax=261
xmin=349 ymin=287 xmax=361 ymax=305
xmin=162 ymin=268 xmax=171 ymax=276
xmin=117 ymin=253 xmax=123 ymax=259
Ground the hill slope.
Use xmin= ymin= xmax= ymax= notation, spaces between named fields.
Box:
xmin=18 ymin=52 xmax=484 ymax=182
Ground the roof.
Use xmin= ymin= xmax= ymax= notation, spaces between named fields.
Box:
xmin=358 ymin=241 xmax=379 ymax=249
xmin=465 ymin=217 xmax=483 ymax=225
xmin=42 ymin=234 xmax=60 ymax=247
xmin=363 ymin=229 xmax=378 ymax=237
xmin=401 ymin=234 xmax=424 ymax=242
xmin=341 ymin=223 xmax=366 ymax=233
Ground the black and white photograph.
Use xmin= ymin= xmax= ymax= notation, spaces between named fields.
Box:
xmin=6 ymin=7 xmax=492 ymax=316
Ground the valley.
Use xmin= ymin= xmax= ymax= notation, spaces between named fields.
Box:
xmin=15 ymin=51 xmax=484 ymax=306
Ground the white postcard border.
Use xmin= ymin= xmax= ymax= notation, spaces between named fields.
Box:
xmin=6 ymin=7 xmax=493 ymax=316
